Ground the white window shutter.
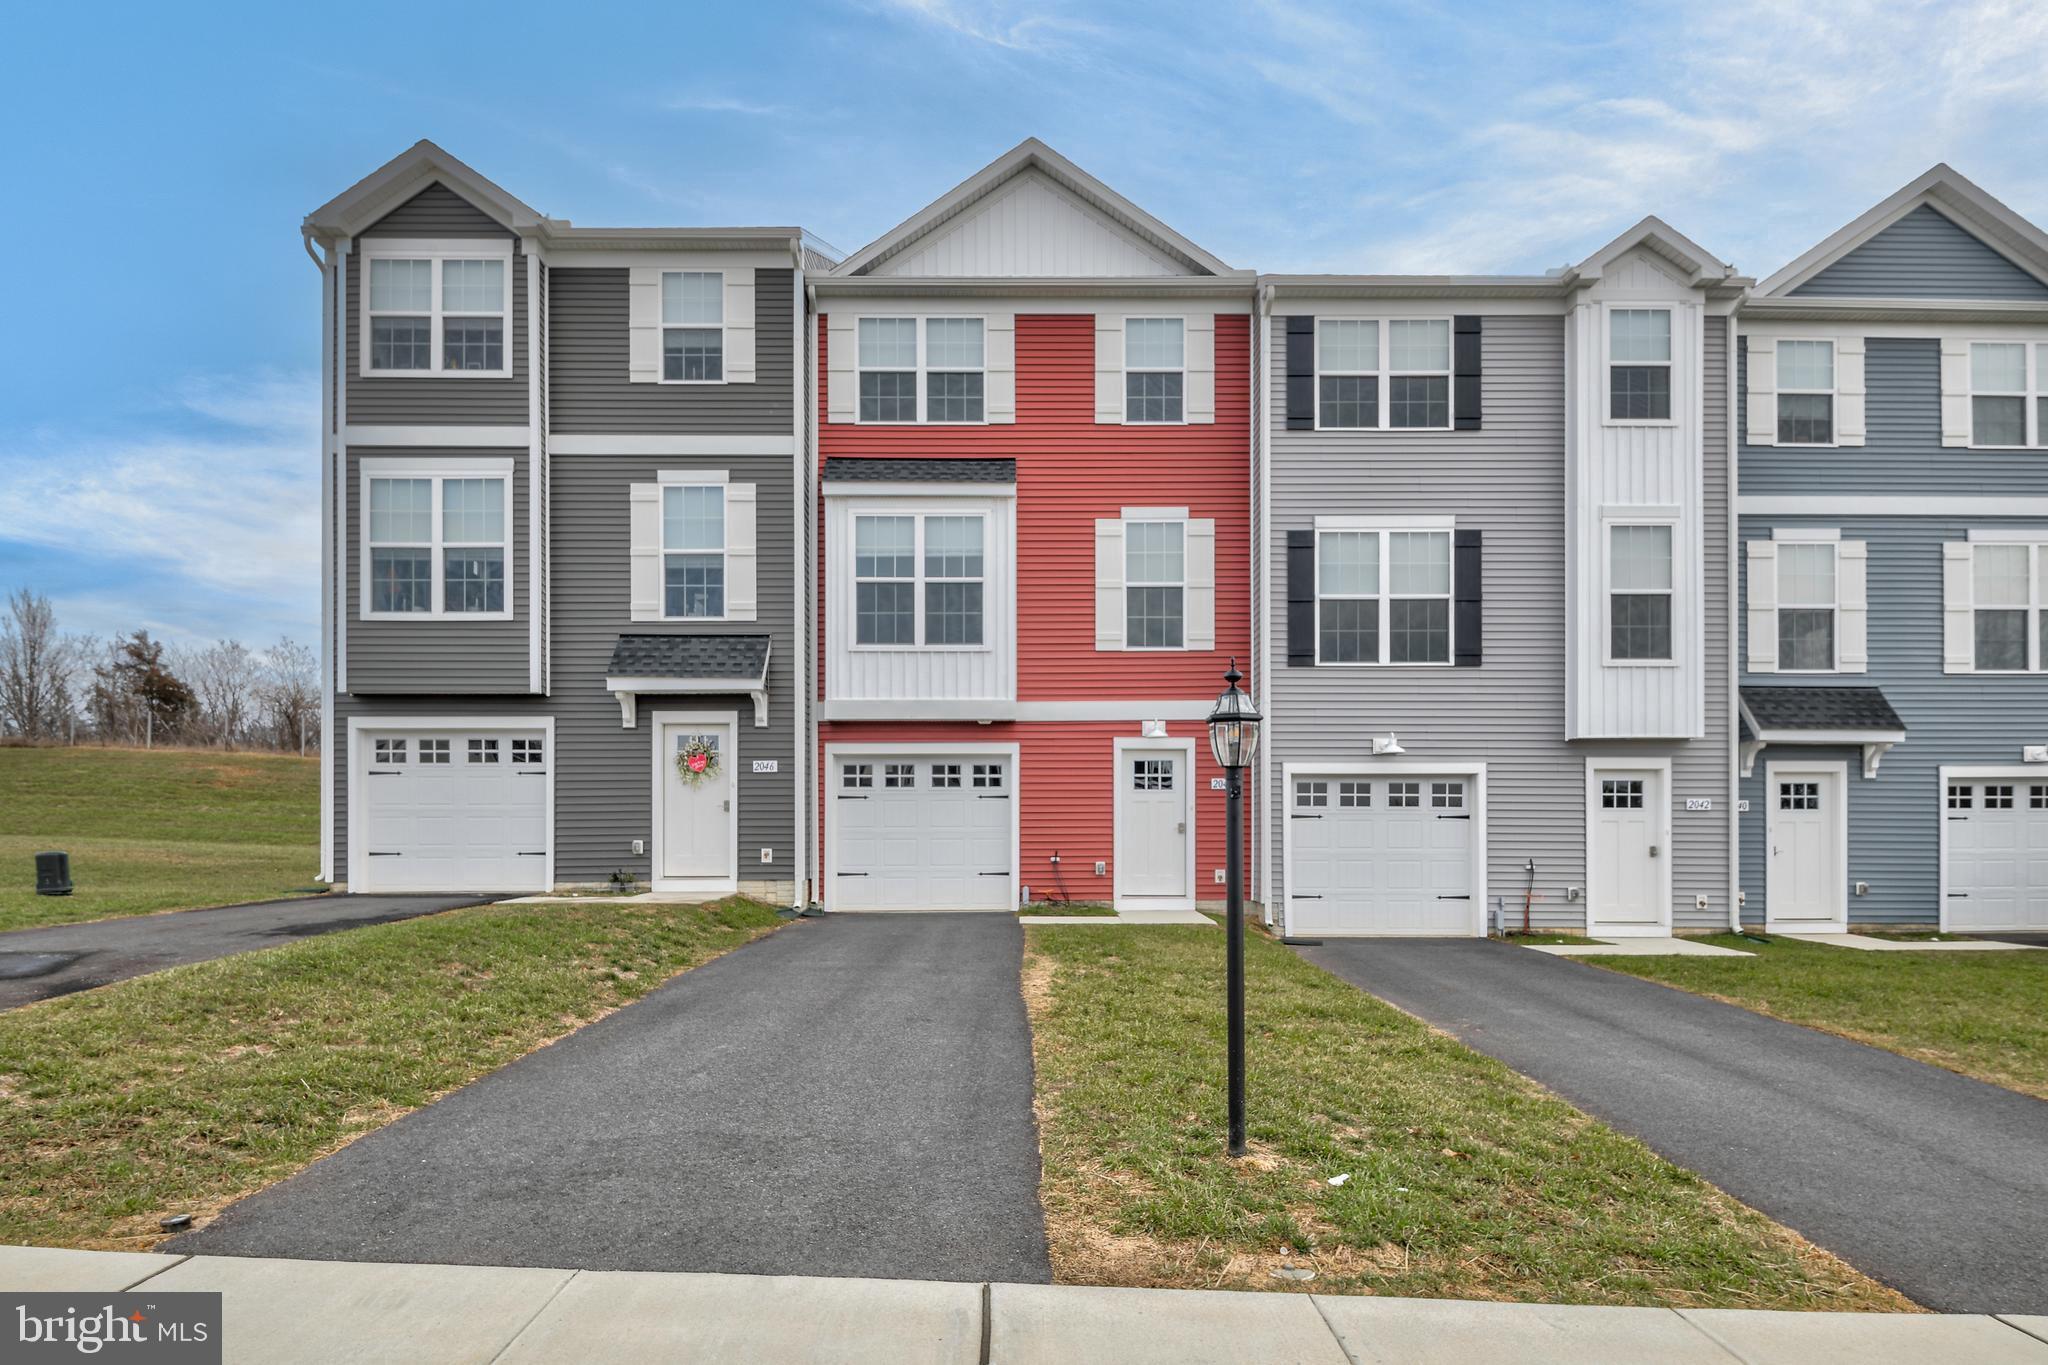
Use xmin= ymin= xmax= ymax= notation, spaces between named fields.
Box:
xmin=1943 ymin=541 xmax=1975 ymax=672
xmin=1745 ymin=539 xmax=1778 ymax=673
xmin=1094 ymin=519 xmax=1125 ymax=649
xmin=629 ymin=483 xmax=662 ymax=620
xmin=826 ymin=315 xmax=857 ymax=423
xmin=1184 ymin=518 xmax=1216 ymax=648
xmin=1837 ymin=540 xmax=1868 ymax=672
xmin=1094 ymin=316 xmax=1123 ymax=424
xmin=723 ymin=267 xmax=757 ymax=385
xmin=1185 ymin=316 xmax=1216 ymax=424
xmin=1834 ymin=337 xmax=1865 ymax=446
xmin=1745 ymin=334 xmax=1776 ymax=446
xmin=628 ymin=267 xmax=661 ymax=384
xmin=985 ymin=313 xmax=1016 ymax=423
xmin=725 ymin=482 xmax=757 ymax=621
xmin=1941 ymin=341 xmax=1971 ymax=447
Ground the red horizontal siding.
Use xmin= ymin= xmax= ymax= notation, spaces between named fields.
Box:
xmin=817 ymin=719 xmax=1251 ymax=907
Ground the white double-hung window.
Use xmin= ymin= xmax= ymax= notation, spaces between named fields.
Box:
xmin=856 ymin=317 xmax=985 ymax=423
xmin=1124 ymin=318 xmax=1186 ymax=423
xmin=1124 ymin=521 xmax=1186 ymax=648
xmin=1314 ymin=528 xmax=1451 ymax=665
xmin=662 ymin=485 xmax=725 ymax=618
xmin=1775 ymin=541 xmax=1837 ymax=671
xmin=1608 ymin=523 xmax=1674 ymax=662
xmin=1971 ymin=542 xmax=2045 ymax=672
xmin=853 ymin=513 xmax=986 ymax=646
xmin=1776 ymin=340 xmax=1835 ymax=445
xmin=362 ymin=242 xmax=511 ymax=376
xmin=1608 ymin=309 xmax=1672 ymax=421
xmin=1969 ymin=342 xmax=2046 ymax=448
xmin=363 ymin=466 xmax=511 ymax=618
xmin=661 ymin=271 xmax=723 ymax=382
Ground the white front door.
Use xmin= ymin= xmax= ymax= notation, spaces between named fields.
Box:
xmin=1590 ymin=768 xmax=1667 ymax=933
xmin=1767 ymin=765 xmax=1844 ymax=929
xmin=657 ymin=719 xmax=734 ymax=886
xmin=1118 ymin=747 xmax=1190 ymax=904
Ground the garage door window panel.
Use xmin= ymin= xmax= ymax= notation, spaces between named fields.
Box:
xmin=366 ymin=472 xmax=510 ymax=619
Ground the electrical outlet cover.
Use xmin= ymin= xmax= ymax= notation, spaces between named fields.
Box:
xmin=1213 ymin=868 xmax=1226 ymax=884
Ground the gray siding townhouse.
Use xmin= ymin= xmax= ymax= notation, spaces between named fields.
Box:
xmin=304 ymin=143 xmax=816 ymax=902
xmin=1735 ymin=166 xmax=2048 ymax=933
xmin=1256 ymin=222 xmax=1746 ymax=936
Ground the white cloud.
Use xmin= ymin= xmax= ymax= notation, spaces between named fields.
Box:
xmin=870 ymin=0 xmax=1098 ymax=53
xmin=658 ymin=93 xmax=793 ymax=118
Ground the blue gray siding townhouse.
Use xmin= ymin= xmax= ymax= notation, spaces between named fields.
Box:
xmin=1735 ymin=165 xmax=2048 ymax=933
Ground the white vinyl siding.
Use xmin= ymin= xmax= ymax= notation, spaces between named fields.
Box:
xmin=628 ymin=472 xmax=756 ymax=623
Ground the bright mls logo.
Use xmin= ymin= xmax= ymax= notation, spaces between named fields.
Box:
xmin=6 ymin=1293 xmax=221 ymax=1363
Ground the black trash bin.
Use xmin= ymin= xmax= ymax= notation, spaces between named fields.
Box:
xmin=35 ymin=851 xmax=73 ymax=896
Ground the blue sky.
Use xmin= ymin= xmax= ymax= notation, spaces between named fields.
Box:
xmin=3 ymin=0 xmax=2045 ymax=645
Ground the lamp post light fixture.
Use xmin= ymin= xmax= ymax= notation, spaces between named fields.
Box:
xmin=1207 ymin=658 xmax=1261 ymax=1157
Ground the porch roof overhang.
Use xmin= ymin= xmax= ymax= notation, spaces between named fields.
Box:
xmin=605 ymin=635 xmax=772 ymax=729
xmin=1739 ymin=686 xmax=1906 ymax=780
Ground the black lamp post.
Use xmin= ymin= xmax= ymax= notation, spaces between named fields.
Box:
xmin=1207 ymin=658 xmax=1261 ymax=1158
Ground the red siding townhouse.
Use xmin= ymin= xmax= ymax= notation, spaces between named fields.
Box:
xmin=809 ymin=141 xmax=1256 ymax=910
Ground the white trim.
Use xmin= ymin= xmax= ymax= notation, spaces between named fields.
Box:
xmin=649 ymin=708 xmax=740 ymax=896
xmin=820 ymin=741 xmax=1022 ymax=913
xmin=1279 ymin=760 xmax=1488 ymax=938
xmin=345 ymin=424 xmax=531 ymax=447
xmin=817 ymin=699 xmax=1016 ymax=722
xmin=358 ymin=239 xmax=514 ymax=379
xmin=318 ymin=239 xmax=337 ymax=884
xmin=1763 ymin=759 xmax=1849 ymax=933
xmin=606 ymin=671 xmax=770 ymax=729
xmin=543 ymin=248 xmax=796 ymax=272
xmin=345 ymin=715 xmax=554 ymax=894
xmin=793 ymin=246 xmax=809 ymax=908
xmin=1121 ymin=505 xmax=1190 ymax=521
xmin=1938 ymin=764 xmax=2048 ymax=932
xmin=358 ymin=461 xmax=516 ymax=621
xmin=527 ymin=249 xmax=542 ymax=696
xmin=1584 ymin=757 xmax=1674 ymax=937
xmin=1314 ymin=515 xmax=1455 ymax=532
xmin=548 ymin=434 xmax=794 ymax=456
xmin=1113 ymin=736 xmax=1198 ymax=911
xmin=1740 ymin=495 xmax=2048 ymax=517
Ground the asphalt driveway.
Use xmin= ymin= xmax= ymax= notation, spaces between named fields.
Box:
xmin=0 ymin=895 xmax=485 ymax=1009
xmin=170 ymin=912 xmax=1052 ymax=1284
xmin=1300 ymin=939 xmax=2048 ymax=1315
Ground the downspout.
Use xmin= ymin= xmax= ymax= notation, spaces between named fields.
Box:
xmin=805 ymin=278 xmax=822 ymax=910
xmin=1255 ymin=281 xmax=1275 ymax=925
xmin=790 ymin=238 xmax=808 ymax=911
xmin=1726 ymin=303 xmax=1743 ymax=934
xmin=304 ymin=228 xmax=335 ymax=886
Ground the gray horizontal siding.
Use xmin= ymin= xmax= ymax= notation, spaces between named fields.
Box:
xmin=549 ymin=268 xmax=795 ymax=434
xmin=347 ymin=186 xmax=529 ymax=426
xmin=1738 ymin=514 xmax=2048 ymax=924
xmin=1791 ymin=205 xmax=2048 ymax=299
xmin=344 ymin=448 xmax=531 ymax=694
xmin=1740 ymin=337 xmax=2048 ymax=498
xmin=1264 ymin=314 xmax=1731 ymax=931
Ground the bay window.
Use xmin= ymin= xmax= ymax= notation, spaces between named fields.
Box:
xmin=1314 ymin=528 xmax=1451 ymax=665
xmin=857 ymin=317 xmax=985 ymax=422
xmin=661 ymin=271 xmax=723 ymax=382
xmin=364 ymin=468 xmax=510 ymax=618
xmin=662 ymin=484 xmax=725 ymax=618
xmin=1608 ymin=309 xmax=1671 ymax=421
xmin=1609 ymin=523 xmax=1673 ymax=661
xmin=853 ymin=512 xmax=986 ymax=647
xmin=363 ymin=244 xmax=511 ymax=376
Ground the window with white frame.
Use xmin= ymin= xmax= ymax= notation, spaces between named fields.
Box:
xmin=1125 ymin=318 xmax=1185 ymax=423
xmin=1316 ymin=319 xmax=1379 ymax=429
xmin=662 ymin=484 xmax=725 ymax=618
xmin=1971 ymin=541 xmax=2045 ymax=671
xmin=1776 ymin=340 xmax=1835 ymax=444
xmin=1608 ymin=523 xmax=1673 ymax=661
xmin=1125 ymin=521 xmax=1185 ymax=648
xmin=1608 ymin=309 xmax=1671 ymax=421
xmin=364 ymin=247 xmax=510 ymax=375
xmin=852 ymin=512 xmax=985 ymax=647
xmin=1776 ymin=541 xmax=1837 ymax=671
xmin=1294 ymin=779 xmax=1328 ymax=808
xmin=1969 ymin=342 xmax=2044 ymax=448
xmin=1314 ymin=529 xmax=1451 ymax=665
xmin=661 ymin=271 xmax=723 ymax=382
xmin=1387 ymin=320 xmax=1450 ymax=429
xmin=856 ymin=317 xmax=985 ymax=423
xmin=366 ymin=472 xmax=509 ymax=617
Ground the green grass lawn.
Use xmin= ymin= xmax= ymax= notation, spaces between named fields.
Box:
xmin=1020 ymin=902 xmax=1120 ymax=917
xmin=0 ymin=897 xmax=783 ymax=1251
xmin=1593 ymin=934 xmax=2048 ymax=1100
xmin=1024 ymin=925 xmax=1906 ymax=1309
xmin=0 ymin=747 xmax=319 ymax=932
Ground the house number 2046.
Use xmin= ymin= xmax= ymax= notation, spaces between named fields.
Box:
xmin=752 ymin=760 xmax=779 ymax=774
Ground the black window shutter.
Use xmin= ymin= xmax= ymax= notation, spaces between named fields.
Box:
xmin=1285 ymin=317 xmax=1315 ymax=430
xmin=1287 ymin=530 xmax=1316 ymax=666
xmin=1454 ymin=315 xmax=1482 ymax=430
xmin=1454 ymin=529 xmax=1482 ymax=667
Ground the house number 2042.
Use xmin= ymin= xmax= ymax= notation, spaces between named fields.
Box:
xmin=1684 ymin=798 xmax=1713 ymax=812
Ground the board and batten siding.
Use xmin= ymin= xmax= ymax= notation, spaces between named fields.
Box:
xmin=549 ymin=268 xmax=796 ymax=434
xmin=1263 ymin=313 xmax=1732 ymax=931
xmin=333 ymin=447 xmax=798 ymax=887
xmin=1790 ymin=205 xmax=2048 ymax=300
xmin=346 ymin=184 xmax=529 ymax=426
xmin=344 ymin=447 xmax=530 ymax=694
xmin=1737 ymin=514 xmax=2048 ymax=923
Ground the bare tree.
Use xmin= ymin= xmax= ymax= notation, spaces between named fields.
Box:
xmin=90 ymin=631 xmax=196 ymax=745
xmin=259 ymin=638 xmax=320 ymax=754
xmin=185 ymin=639 xmax=262 ymax=748
xmin=0 ymin=589 xmax=78 ymax=739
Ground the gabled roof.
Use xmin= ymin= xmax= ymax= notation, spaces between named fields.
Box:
xmin=305 ymin=140 xmax=548 ymax=239
xmin=831 ymin=138 xmax=1239 ymax=279
xmin=1558 ymin=216 xmax=1743 ymax=290
xmin=1758 ymin=164 xmax=2048 ymax=297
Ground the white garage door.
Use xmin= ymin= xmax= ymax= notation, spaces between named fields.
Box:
xmin=832 ymin=756 xmax=1013 ymax=910
xmin=1287 ymin=775 xmax=1476 ymax=936
xmin=356 ymin=729 xmax=550 ymax=893
xmin=1946 ymin=779 xmax=2048 ymax=931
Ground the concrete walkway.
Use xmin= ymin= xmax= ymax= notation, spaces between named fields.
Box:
xmin=1525 ymin=935 xmax=1752 ymax=957
xmin=1300 ymin=938 xmax=2048 ymax=1315
xmin=168 ymin=914 xmax=1051 ymax=1284
xmin=6 ymin=1247 xmax=2047 ymax=1364
xmin=0 ymin=894 xmax=486 ymax=1009
xmin=1778 ymin=931 xmax=2045 ymax=952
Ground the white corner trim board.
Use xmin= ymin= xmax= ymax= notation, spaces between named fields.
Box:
xmin=548 ymin=434 xmax=794 ymax=457
xmin=346 ymin=425 xmax=532 ymax=448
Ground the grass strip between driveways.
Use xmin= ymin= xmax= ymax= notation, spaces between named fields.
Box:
xmin=0 ymin=897 xmax=784 ymax=1251
xmin=1024 ymin=924 xmax=1909 ymax=1309
xmin=1591 ymin=933 xmax=2048 ymax=1101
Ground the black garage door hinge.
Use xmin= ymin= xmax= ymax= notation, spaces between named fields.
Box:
xmin=1438 ymin=894 xmax=1472 ymax=901
xmin=979 ymin=871 xmax=1009 ymax=876
xmin=367 ymin=851 xmax=402 ymax=857
xmin=517 ymin=851 xmax=546 ymax=857
xmin=1438 ymin=813 xmax=1471 ymax=820
xmin=1291 ymin=893 xmax=1324 ymax=900
xmin=837 ymin=871 xmax=869 ymax=877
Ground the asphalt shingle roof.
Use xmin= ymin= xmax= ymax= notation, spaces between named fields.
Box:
xmin=607 ymin=634 xmax=771 ymax=679
xmin=823 ymin=457 xmax=1016 ymax=484
xmin=1741 ymin=686 xmax=1905 ymax=734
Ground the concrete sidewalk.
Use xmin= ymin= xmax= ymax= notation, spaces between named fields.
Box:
xmin=6 ymin=1247 xmax=2047 ymax=1364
